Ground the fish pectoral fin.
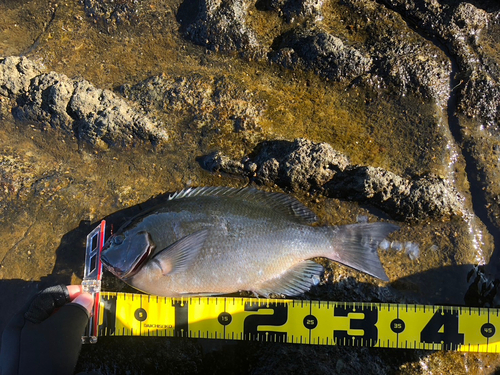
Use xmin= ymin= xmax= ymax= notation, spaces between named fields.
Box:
xmin=151 ymin=229 xmax=208 ymax=275
xmin=253 ymin=261 xmax=323 ymax=297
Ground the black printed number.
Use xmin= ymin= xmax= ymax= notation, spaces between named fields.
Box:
xmin=333 ymin=306 xmax=378 ymax=346
xmin=420 ymin=309 xmax=465 ymax=349
xmin=243 ymin=303 xmax=288 ymax=342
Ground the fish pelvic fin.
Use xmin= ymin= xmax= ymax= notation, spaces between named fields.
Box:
xmin=325 ymin=223 xmax=399 ymax=281
xmin=253 ymin=260 xmax=324 ymax=297
xmin=150 ymin=229 xmax=208 ymax=275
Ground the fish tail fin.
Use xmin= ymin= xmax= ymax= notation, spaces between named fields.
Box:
xmin=324 ymin=223 xmax=399 ymax=281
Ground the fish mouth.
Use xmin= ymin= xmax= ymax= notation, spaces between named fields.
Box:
xmin=101 ymin=255 xmax=125 ymax=278
xmin=102 ymin=243 xmax=155 ymax=279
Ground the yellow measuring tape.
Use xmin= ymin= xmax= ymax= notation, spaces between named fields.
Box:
xmin=96 ymin=292 xmax=500 ymax=353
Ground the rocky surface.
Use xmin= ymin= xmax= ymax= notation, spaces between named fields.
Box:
xmin=80 ymin=0 xmax=499 ymax=122
xmin=256 ymin=0 xmax=324 ymax=23
xmin=201 ymin=138 xmax=465 ymax=221
xmin=374 ymin=0 xmax=500 ymax=128
xmin=0 ymin=56 xmax=44 ymax=97
xmin=178 ymin=0 xmax=453 ymax=105
xmin=0 ymin=56 xmax=168 ymax=146
xmin=83 ymin=0 xmax=141 ymax=33
xmin=176 ymin=0 xmax=495 ymax=119
xmin=0 ymin=147 xmax=43 ymax=205
xmin=361 ymin=1 xmax=500 ymax=278
xmin=201 ymin=138 xmax=350 ymax=190
xmin=270 ymin=28 xmax=373 ymax=82
xmin=120 ymin=73 xmax=266 ymax=133
xmin=326 ymin=167 xmax=464 ymax=221
xmin=343 ymin=0 xmax=453 ymax=106
xmin=177 ymin=0 xmax=266 ymax=59
xmin=1 ymin=1 xmax=500 ymax=374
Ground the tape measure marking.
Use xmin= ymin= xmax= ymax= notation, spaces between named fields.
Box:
xmin=97 ymin=292 xmax=500 ymax=352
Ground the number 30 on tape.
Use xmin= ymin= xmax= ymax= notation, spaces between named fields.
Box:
xmin=96 ymin=293 xmax=500 ymax=353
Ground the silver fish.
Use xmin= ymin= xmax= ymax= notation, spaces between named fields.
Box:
xmin=101 ymin=187 xmax=398 ymax=297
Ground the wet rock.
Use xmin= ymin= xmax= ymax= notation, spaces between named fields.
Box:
xmin=451 ymin=2 xmax=489 ymax=35
xmin=175 ymin=0 xmax=451 ymax=105
xmin=270 ymin=28 xmax=372 ymax=81
xmin=0 ymin=56 xmax=44 ymax=98
xmin=69 ymin=79 xmax=167 ymax=145
xmin=459 ymin=70 xmax=500 ymax=128
xmin=252 ymin=138 xmax=350 ymax=190
xmin=256 ymin=0 xmax=324 ymax=23
xmin=121 ymin=73 xmax=265 ymax=132
xmin=202 ymin=138 xmax=350 ymax=190
xmin=375 ymin=0 xmax=500 ymax=128
xmin=372 ymin=39 xmax=451 ymax=107
xmin=378 ymin=42 xmax=450 ymax=106
xmin=0 ymin=56 xmax=168 ymax=146
xmin=177 ymin=0 xmax=265 ymax=59
xmin=325 ymin=166 xmax=464 ymax=222
xmin=444 ymin=3 xmax=499 ymax=127
xmin=248 ymin=344 xmax=395 ymax=375
xmin=13 ymin=72 xmax=75 ymax=134
xmin=82 ymin=0 xmax=140 ymax=33
xmin=0 ymin=141 xmax=68 ymax=218
xmin=200 ymin=151 xmax=246 ymax=175
xmin=368 ymin=2 xmax=500 ymax=280
xmin=342 ymin=0 xmax=451 ymax=106
xmin=201 ymin=138 xmax=464 ymax=221
xmin=174 ymin=0 xmax=452 ymax=107
xmin=0 ymin=151 xmax=38 ymax=203
xmin=76 ymin=336 xmax=203 ymax=375
xmin=174 ymin=0 xmax=490 ymax=117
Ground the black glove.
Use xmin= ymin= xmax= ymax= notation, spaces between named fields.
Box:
xmin=0 ymin=285 xmax=91 ymax=375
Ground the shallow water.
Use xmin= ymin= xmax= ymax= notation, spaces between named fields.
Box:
xmin=1 ymin=0 xmax=500 ymax=373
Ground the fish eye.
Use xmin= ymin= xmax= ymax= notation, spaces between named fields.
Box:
xmin=112 ymin=235 xmax=125 ymax=245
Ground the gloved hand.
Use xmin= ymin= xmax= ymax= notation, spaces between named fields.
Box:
xmin=0 ymin=285 xmax=94 ymax=375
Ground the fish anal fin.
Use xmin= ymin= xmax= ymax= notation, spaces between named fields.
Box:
xmin=152 ymin=229 xmax=208 ymax=275
xmin=253 ymin=260 xmax=323 ymax=297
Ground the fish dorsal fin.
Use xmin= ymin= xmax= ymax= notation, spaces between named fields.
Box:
xmin=253 ymin=260 xmax=324 ymax=297
xmin=150 ymin=229 xmax=208 ymax=275
xmin=169 ymin=186 xmax=318 ymax=224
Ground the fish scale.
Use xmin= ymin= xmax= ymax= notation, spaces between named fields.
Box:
xmin=101 ymin=187 xmax=398 ymax=297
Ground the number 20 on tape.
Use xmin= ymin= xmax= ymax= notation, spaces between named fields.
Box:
xmin=97 ymin=293 xmax=500 ymax=353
